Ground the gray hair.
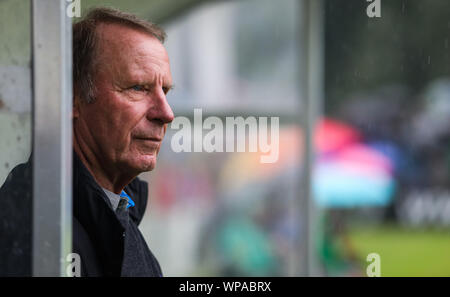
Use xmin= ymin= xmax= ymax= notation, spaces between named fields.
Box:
xmin=73 ymin=7 xmax=166 ymax=103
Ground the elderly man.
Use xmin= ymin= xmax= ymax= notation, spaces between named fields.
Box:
xmin=0 ymin=8 xmax=174 ymax=277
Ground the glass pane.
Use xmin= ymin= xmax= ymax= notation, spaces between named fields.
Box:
xmin=163 ymin=0 xmax=301 ymax=114
xmin=139 ymin=0 xmax=305 ymax=276
xmin=0 ymin=0 xmax=32 ymax=276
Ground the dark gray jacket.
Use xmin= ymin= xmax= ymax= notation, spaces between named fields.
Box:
xmin=0 ymin=152 xmax=162 ymax=277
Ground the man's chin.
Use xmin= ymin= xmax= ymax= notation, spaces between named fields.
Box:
xmin=132 ymin=156 xmax=157 ymax=173
xmin=118 ymin=154 xmax=158 ymax=176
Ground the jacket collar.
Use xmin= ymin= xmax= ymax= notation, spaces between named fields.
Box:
xmin=72 ymin=152 xmax=125 ymax=276
xmin=72 ymin=151 xmax=150 ymax=276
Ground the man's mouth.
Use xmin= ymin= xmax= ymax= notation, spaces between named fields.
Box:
xmin=135 ymin=137 xmax=162 ymax=142
xmin=135 ymin=137 xmax=161 ymax=143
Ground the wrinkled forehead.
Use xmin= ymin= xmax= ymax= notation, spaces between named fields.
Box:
xmin=95 ymin=23 xmax=171 ymax=80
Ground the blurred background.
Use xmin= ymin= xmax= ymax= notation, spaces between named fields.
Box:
xmin=1 ymin=0 xmax=449 ymax=276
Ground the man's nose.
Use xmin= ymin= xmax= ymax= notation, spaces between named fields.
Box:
xmin=148 ymin=89 xmax=174 ymax=124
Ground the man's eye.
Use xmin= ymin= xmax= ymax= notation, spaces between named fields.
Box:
xmin=163 ymin=85 xmax=174 ymax=95
xmin=131 ymin=85 xmax=145 ymax=92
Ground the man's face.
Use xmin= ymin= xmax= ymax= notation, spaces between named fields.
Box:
xmin=74 ymin=23 xmax=174 ymax=176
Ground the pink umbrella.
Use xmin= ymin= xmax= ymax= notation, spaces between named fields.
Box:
xmin=315 ymin=118 xmax=362 ymax=154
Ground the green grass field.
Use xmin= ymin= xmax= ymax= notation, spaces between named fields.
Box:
xmin=348 ymin=224 xmax=450 ymax=277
